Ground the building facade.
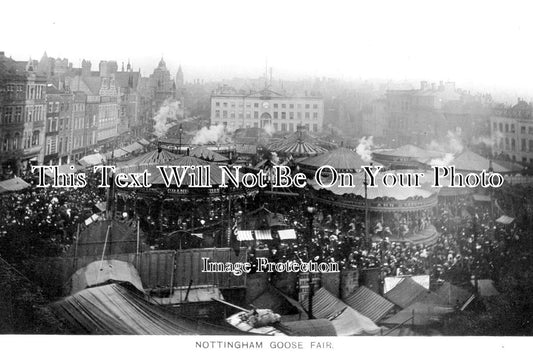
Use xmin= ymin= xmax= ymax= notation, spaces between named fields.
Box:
xmin=491 ymin=100 xmax=533 ymax=165
xmin=210 ymin=87 xmax=324 ymax=133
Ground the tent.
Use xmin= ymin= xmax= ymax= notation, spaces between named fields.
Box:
xmin=52 ymin=283 xmax=242 ymax=335
xmin=0 ymin=177 xmax=30 ymax=193
xmin=381 ymin=302 xmax=454 ymax=326
xmin=343 ymin=286 xmax=395 ymax=322
xmin=302 ymin=287 xmax=381 ymax=335
xmin=384 ymin=277 xmax=428 ymax=308
xmin=79 ymin=153 xmax=106 ymax=167
xmin=68 ymin=260 xmax=144 ymax=295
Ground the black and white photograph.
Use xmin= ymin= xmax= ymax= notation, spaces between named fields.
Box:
xmin=0 ymin=0 xmax=532 ymax=352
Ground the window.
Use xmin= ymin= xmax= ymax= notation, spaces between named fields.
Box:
xmin=230 ymin=112 xmax=235 ymax=118
xmin=529 ymin=127 xmax=533 ymax=134
xmin=313 ymin=124 xmax=318 ymax=132
xmin=222 ymin=110 xmax=227 ymax=118
xmin=297 ymin=112 xmax=302 ymax=120
xmin=238 ymin=113 xmax=243 ymax=119
xmin=274 ymin=103 xmax=278 ymax=109
xmin=521 ymin=126 xmax=526 ymax=134
xmin=505 ymin=124 xmax=509 ymax=132
xmin=223 ymin=102 xmax=228 ymax=108
xmin=215 ymin=102 xmax=220 ymax=107
xmin=305 ymin=112 xmax=310 ymax=119
xmin=499 ymin=123 xmax=503 ymax=132
xmin=274 ymin=112 xmax=278 ymax=119
xmin=289 ymin=123 xmax=294 ymax=132
xmin=32 ymin=131 xmax=40 ymax=146
xmin=15 ymin=107 xmax=21 ymax=122
xmin=313 ymin=112 xmax=318 ymax=119
xmin=13 ymin=133 xmax=20 ymax=150
xmin=289 ymin=104 xmax=294 ymax=109
xmin=253 ymin=123 xmax=258 ymax=128
xmin=273 ymin=123 xmax=278 ymax=130
xmin=246 ymin=112 xmax=251 ymax=119
xmin=281 ymin=123 xmax=287 ymax=131
xmin=49 ymin=102 xmax=54 ymax=113
xmin=281 ymin=104 xmax=286 ymax=109
xmin=305 ymin=104 xmax=310 ymax=109
xmin=254 ymin=103 xmax=259 ymax=108
xmin=254 ymin=111 xmax=259 ymax=119
xmin=281 ymin=112 xmax=286 ymax=119
xmin=530 ymin=140 xmax=533 ymax=152
xmin=522 ymin=139 xmax=527 ymax=152
xmin=231 ymin=102 xmax=235 ymax=108
xmin=511 ymin=138 xmax=516 ymax=151
xmin=511 ymin=124 xmax=515 ymax=133
xmin=215 ymin=110 xmax=220 ymax=118
xmin=505 ymin=138 xmax=509 ymax=150
xmin=313 ymin=104 xmax=318 ymax=109
xmin=289 ymin=112 xmax=294 ymax=120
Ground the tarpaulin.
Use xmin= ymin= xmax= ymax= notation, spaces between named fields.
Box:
xmin=277 ymin=229 xmax=297 ymax=240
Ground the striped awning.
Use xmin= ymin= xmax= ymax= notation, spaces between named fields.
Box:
xmin=254 ymin=230 xmax=273 ymax=241
xmin=237 ymin=230 xmax=254 ymax=241
xmin=278 ymin=229 xmax=297 ymax=240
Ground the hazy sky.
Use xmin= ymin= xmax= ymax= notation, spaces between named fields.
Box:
xmin=2 ymin=0 xmax=532 ymax=98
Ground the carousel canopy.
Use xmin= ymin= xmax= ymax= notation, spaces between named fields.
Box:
xmin=308 ymin=170 xmax=438 ymax=200
xmin=273 ymin=141 xmax=327 ymax=156
xmin=451 ymin=150 xmax=509 ymax=173
xmin=375 ymin=144 xmax=443 ymax=159
xmin=189 ymin=146 xmax=229 ymax=162
xmin=299 ymin=147 xmax=367 ymax=172
xmin=118 ymin=148 xmax=181 ymax=168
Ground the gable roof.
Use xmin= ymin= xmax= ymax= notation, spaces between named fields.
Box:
xmin=384 ymin=277 xmax=428 ymax=308
xmin=343 ymin=286 xmax=395 ymax=322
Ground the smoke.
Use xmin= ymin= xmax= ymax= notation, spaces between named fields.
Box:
xmin=356 ymin=136 xmax=374 ymax=162
xmin=263 ymin=123 xmax=276 ymax=136
xmin=429 ymin=153 xmax=455 ymax=166
xmin=153 ymin=99 xmax=183 ymax=138
xmin=191 ymin=124 xmax=231 ymax=145
xmin=472 ymin=131 xmax=503 ymax=147
xmin=427 ymin=131 xmax=464 ymax=166
xmin=428 ymin=130 xmax=464 ymax=154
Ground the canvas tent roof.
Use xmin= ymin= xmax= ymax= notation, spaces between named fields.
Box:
xmin=381 ymin=302 xmax=454 ymax=326
xmin=79 ymin=153 xmax=106 ymax=167
xmin=52 ymin=283 xmax=242 ymax=334
xmin=299 ymin=147 xmax=367 ymax=172
xmin=0 ymin=177 xmax=30 ymax=193
xmin=452 ymin=150 xmax=509 ymax=173
xmin=302 ymin=287 xmax=381 ymax=336
xmin=384 ymin=277 xmax=428 ymax=308
xmin=343 ymin=286 xmax=395 ymax=322
xmin=436 ymin=282 xmax=474 ymax=306
xmin=69 ymin=260 xmax=144 ymax=295
xmin=279 ymin=319 xmax=336 ymax=336
xmin=472 ymin=279 xmax=500 ymax=297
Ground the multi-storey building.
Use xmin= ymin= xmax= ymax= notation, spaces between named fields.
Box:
xmin=0 ymin=52 xmax=47 ymax=177
xmin=115 ymin=62 xmax=141 ymax=135
xmin=210 ymin=86 xmax=324 ymax=133
xmin=491 ymin=100 xmax=533 ymax=165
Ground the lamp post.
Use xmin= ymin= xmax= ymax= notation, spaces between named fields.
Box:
xmin=178 ymin=124 xmax=183 ymax=155
xmin=306 ymin=205 xmax=316 ymax=319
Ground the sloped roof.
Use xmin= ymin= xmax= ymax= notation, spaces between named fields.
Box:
xmin=308 ymin=171 xmax=438 ymax=200
xmin=343 ymin=286 xmax=395 ymax=322
xmin=189 ymin=146 xmax=229 ymax=162
xmin=452 ymin=150 xmax=509 ymax=173
xmin=79 ymin=153 xmax=106 ymax=166
xmin=381 ymin=302 xmax=454 ymax=326
xmin=472 ymin=279 xmax=500 ymax=297
xmin=299 ymin=147 xmax=366 ymax=172
xmin=384 ymin=277 xmax=428 ymax=308
xmin=279 ymin=319 xmax=336 ymax=336
xmin=436 ymin=282 xmax=474 ymax=306
xmin=302 ymin=287 xmax=381 ymax=335
xmin=69 ymin=260 xmax=144 ymax=295
xmin=375 ymin=145 xmax=443 ymax=159
xmin=53 ymin=283 xmax=243 ymax=334
xmin=0 ymin=177 xmax=30 ymax=193
xmin=119 ymin=148 xmax=180 ymax=167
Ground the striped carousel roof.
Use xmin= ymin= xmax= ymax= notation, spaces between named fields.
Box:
xmin=299 ymin=147 xmax=367 ymax=172
xmin=119 ymin=148 xmax=181 ymax=168
xmin=274 ymin=141 xmax=328 ymax=156
xmin=189 ymin=146 xmax=229 ymax=162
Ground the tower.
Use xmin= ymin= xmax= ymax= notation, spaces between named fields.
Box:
xmin=176 ymin=65 xmax=184 ymax=87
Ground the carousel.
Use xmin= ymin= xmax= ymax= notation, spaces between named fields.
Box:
xmin=112 ymin=147 xmax=258 ymax=249
xmin=267 ymin=125 xmax=330 ymax=157
xmin=372 ymin=144 xmax=443 ymax=170
xmin=307 ymin=169 xmax=440 ymax=245
xmin=298 ymin=146 xmax=367 ymax=174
